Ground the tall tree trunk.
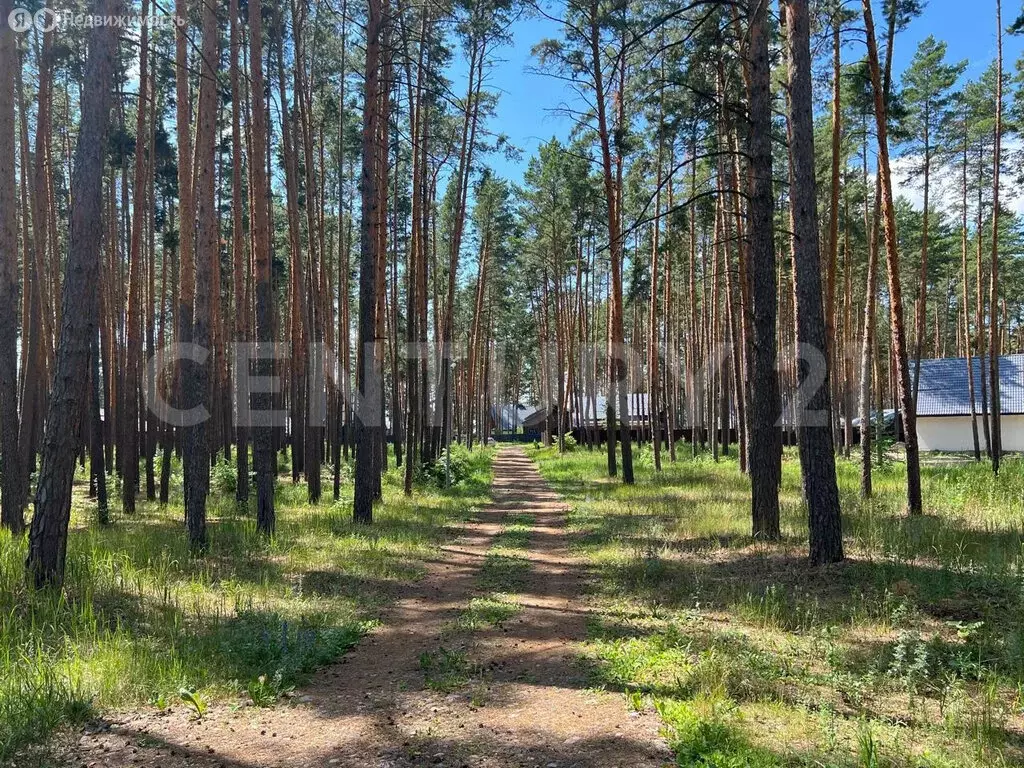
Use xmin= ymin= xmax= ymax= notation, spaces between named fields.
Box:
xmin=354 ymin=0 xmax=386 ymax=523
xmin=961 ymin=132 xmax=982 ymax=461
xmin=863 ymin=0 xmax=923 ymax=515
xmin=274 ymin=11 xmax=306 ymax=487
xmin=858 ymin=0 xmax=901 ymax=497
xmin=664 ymin=164 xmax=678 ymax=463
xmin=785 ymin=0 xmax=843 ymax=565
xmin=91 ymin=329 xmax=109 ymax=524
xmin=912 ymin=129 xmax=930 ymax=402
xmin=159 ymin=208 xmax=178 ymax=505
xmin=975 ymin=146 xmax=991 ymax=456
xmin=335 ymin=0 xmax=352 ymax=494
xmin=248 ymin=0 xmax=276 ymax=534
xmin=400 ymin=3 xmax=420 ymax=492
xmin=648 ymin=48 xmax=665 ymax=472
xmin=19 ymin=26 xmax=54 ymax=513
xmin=144 ymin=81 xmax=158 ymax=502
xmin=826 ymin=13 xmax=842 ymax=440
xmin=292 ymin=0 xmax=324 ymax=501
xmin=435 ymin=37 xmax=483 ymax=463
xmin=27 ymin=0 xmax=118 ymax=587
xmin=183 ymin=0 xmax=219 ymax=551
xmin=0 ymin=0 xmax=23 ymax=534
xmin=747 ymin=0 xmax=782 ymax=537
xmin=990 ymin=0 xmax=1003 ymax=473
xmin=175 ymin=0 xmax=195 ymax=516
xmin=589 ymin=0 xmax=633 ymax=483
xmin=123 ymin=0 xmax=150 ymax=515
xmin=859 ymin=141 xmax=880 ymax=498
xmin=230 ymin=0 xmax=249 ymax=504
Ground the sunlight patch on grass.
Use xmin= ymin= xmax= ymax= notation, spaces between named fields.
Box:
xmin=456 ymin=594 xmax=521 ymax=632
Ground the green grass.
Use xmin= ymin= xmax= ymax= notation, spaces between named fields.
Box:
xmin=478 ymin=552 xmax=531 ymax=592
xmin=456 ymin=594 xmax=521 ymax=631
xmin=419 ymin=646 xmax=475 ymax=691
xmin=492 ymin=513 xmax=534 ymax=550
xmin=0 ymin=448 xmax=494 ymax=761
xmin=529 ymin=443 xmax=1024 ymax=768
xmin=477 ymin=510 xmax=534 ymax=593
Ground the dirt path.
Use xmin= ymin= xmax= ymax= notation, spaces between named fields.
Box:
xmin=55 ymin=448 xmax=671 ymax=768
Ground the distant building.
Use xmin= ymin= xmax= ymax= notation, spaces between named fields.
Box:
xmin=489 ymin=404 xmax=532 ymax=432
xmin=520 ymin=394 xmax=654 ymax=431
xmin=915 ymin=355 xmax=1024 ymax=452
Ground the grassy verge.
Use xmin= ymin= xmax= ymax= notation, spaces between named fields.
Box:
xmin=0 ymin=447 xmax=493 ymax=762
xmin=529 ymin=443 xmax=1024 ymax=768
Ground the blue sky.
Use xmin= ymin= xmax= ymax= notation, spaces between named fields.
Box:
xmin=476 ymin=1 xmax=1024 ymax=186
xmin=476 ymin=13 xmax=574 ymax=184
xmin=886 ymin=0 xmax=1023 ymax=79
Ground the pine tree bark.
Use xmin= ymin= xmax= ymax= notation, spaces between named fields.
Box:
xmin=123 ymin=0 xmax=150 ymax=515
xmin=911 ymin=127 xmax=931 ymax=402
xmin=174 ymin=0 xmax=195 ymax=516
xmin=975 ymin=145 xmax=991 ymax=455
xmin=248 ymin=0 xmax=277 ymax=534
xmin=402 ymin=3 xmax=428 ymax=495
xmin=276 ymin=27 xmax=306 ymax=489
xmin=144 ymin=84 xmax=158 ymax=501
xmin=960 ymin=129 xmax=982 ymax=461
xmin=228 ymin=0 xmax=249 ymax=503
xmin=588 ymin=0 xmax=633 ymax=483
xmin=990 ymin=0 xmax=1003 ymax=473
xmin=27 ymin=0 xmax=118 ymax=587
xmin=826 ymin=14 xmax=841 ymax=427
xmin=746 ymin=0 xmax=782 ymax=537
xmin=0 ymin=0 xmax=23 ymax=534
xmin=785 ymin=0 xmax=844 ymax=564
xmin=183 ymin=0 xmax=219 ymax=551
xmin=291 ymin=1 xmax=324 ymax=501
xmin=859 ymin=0 xmax=903 ymax=497
xmin=862 ymin=0 xmax=923 ymax=515
xmin=91 ymin=329 xmax=109 ymax=524
xmin=649 ymin=56 xmax=665 ymax=472
xmin=19 ymin=27 xmax=54 ymax=513
xmin=334 ymin=0 xmax=351 ymax=496
xmin=434 ymin=34 xmax=483 ymax=462
xmin=354 ymin=0 xmax=385 ymax=523
xmin=827 ymin=13 xmax=844 ymax=446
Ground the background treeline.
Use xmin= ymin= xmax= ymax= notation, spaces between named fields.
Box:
xmin=1 ymin=0 xmax=1023 ymax=586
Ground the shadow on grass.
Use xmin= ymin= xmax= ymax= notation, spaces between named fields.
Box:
xmin=1 ymin=450 xmax=496 ymax=762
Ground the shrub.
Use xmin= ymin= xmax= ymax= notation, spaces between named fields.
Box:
xmin=421 ymin=443 xmax=475 ymax=488
xmin=212 ymin=459 xmax=237 ymax=496
xmin=633 ymin=445 xmax=655 ymax=470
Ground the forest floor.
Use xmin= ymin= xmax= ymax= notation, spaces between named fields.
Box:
xmin=12 ymin=444 xmax=1024 ymax=767
xmin=43 ymin=448 xmax=672 ymax=768
xmin=529 ymin=444 xmax=1024 ymax=768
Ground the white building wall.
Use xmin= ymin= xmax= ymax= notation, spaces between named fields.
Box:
xmin=917 ymin=415 xmax=1024 ymax=452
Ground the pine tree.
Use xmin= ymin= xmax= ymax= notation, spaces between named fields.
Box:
xmin=901 ymin=36 xmax=966 ymax=398
xmin=863 ymin=0 xmax=924 ymax=515
xmin=784 ymin=0 xmax=844 ymax=564
xmin=747 ymin=0 xmax=782 ymax=538
xmin=0 ymin=0 xmax=23 ymax=534
xmin=27 ymin=0 xmax=120 ymax=587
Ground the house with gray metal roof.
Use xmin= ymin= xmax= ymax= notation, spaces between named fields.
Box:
xmin=915 ymin=355 xmax=1024 ymax=452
